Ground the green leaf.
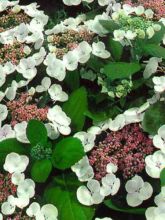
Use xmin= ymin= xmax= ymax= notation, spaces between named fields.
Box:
xmin=52 ymin=137 xmax=85 ymax=170
xmin=64 ymin=70 xmax=80 ymax=91
xmin=27 ymin=120 xmax=47 ymax=146
xmin=143 ymin=44 xmax=165 ymax=59
xmin=107 ymin=37 xmax=123 ymax=61
xmin=0 ymin=139 xmax=28 ymax=168
xmin=160 ymin=168 xmax=165 ymax=187
xmin=99 ymin=20 xmax=120 ymax=33
xmin=104 ymin=199 xmax=146 ymax=215
xmin=63 ymin=87 xmax=88 ymax=132
xmin=44 ymin=173 xmax=95 ymax=220
xmin=142 ymin=102 xmax=165 ymax=135
xmin=31 ymin=159 xmax=52 ymax=183
xmin=104 ymin=62 xmax=141 ymax=81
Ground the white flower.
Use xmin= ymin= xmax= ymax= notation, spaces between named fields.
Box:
xmin=45 ymin=123 xmax=60 ymax=140
xmin=13 ymin=196 xmax=30 ymax=209
xmin=145 ymin=188 xmax=165 ymax=220
xmin=0 ymin=104 xmax=8 ymax=122
xmin=145 ymin=150 xmax=165 ymax=178
xmin=32 ymin=47 xmax=46 ymax=65
xmin=16 ymin=57 xmax=37 ymax=80
xmin=100 ymin=173 xmax=120 ymax=197
xmin=109 ymin=114 xmax=126 ymax=131
xmin=98 ymin=0 xmax=109 ymax=6
xmin=146 ymin=26 xmax=155 ymax=39
xmin=106 ymin=163 xmax=118 ymax=174
xmin=123 ymin=4 xmax=135 ymax=15
xmin=0 ymin=124 xmax=15 ymax=141
xmin=12 ymin=172 xmax=25 ymax=185
xmin=125 ymin=175 xmax=153 ymax=207
xmin=143 ymin=57 xmax=162 ymax=79
xmin=125 ymin=30 xmax=137 ymax=40
xmin=0 ymin=68 xmax=6 ymax=87
xmin=5 ymin=80 xmax=18 ymax=101
xmin=14 ymin=121 xmax=29 ymax=143
xmin=71 ymin=156 xmax=94 ymax=182
xmin=26 ymin=202 xmax=41 ymax=217
xmin=63 ymin=0 xmax=81 ymax=6
xmin=14 ymin=23 xmax=29 ymax=42
xmin=85 ymin=13 xmax=110 ymax=36
xmin=47 ymin=105 xmax=71 ymax=135
xmin=44 ymin=54 xmax=66 ymax=81
xmin=145 ymin=9 xmax=154 ymax=19
xmin=48 ymin=84 xmax=68 ymax=102
xmin=63 ymin=51 xmax=79 ymax=71
xmin=3 ymin=152 xmax=29 ymax=174
xmin=36 ymin=204 xmax=58 ymax=220
xmin=135 ymin=6 xmax=145 ymax=16
xmin=153 ymin=125 xmax=165 ymax=153
xmin=113 ymin=30 xmax=125 ymax=41
xmin=17 ymin=179 xmax=35 ymax=199
xmin=74 ymin=131 xmax=95 ymax=152
xmin=27 ymin=203 xmax=58 ymax=220
xmin=75 ymin=41 xmax=92 ymax=64
xmin=77 ymin=179 xmax=104 ymax=206
xmin=36 ymin=77 xmax=51 ymax=93
xmin=95 ymin=217 xmax=113 ymax=220
xmin=92 ymin=42 xmax=110 ymax=59
xmin=11 ymin=4 xmax=21 ymax=13
xmin=153 ymin=76 xmax=165 ymax=93
xmin=1 ymin=201 xmax=15 ymax=215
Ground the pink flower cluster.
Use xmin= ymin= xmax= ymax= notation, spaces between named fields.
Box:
xmin=0 ymin=173 xmax=17 ymax=204
xmin=7 ymin=93 xmax=48 ymax=126
xmin=89 ymin=123 xmax=155 ymax=180
xmin=124 ymin=0 xmax=165 ymax=20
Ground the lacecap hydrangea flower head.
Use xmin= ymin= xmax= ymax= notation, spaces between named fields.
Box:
xmin=0 ymin=152 xmax=58 ymax=220
xmin=44 ymin=14 xmax=111 ymax=81
xmin=71 ymin=102 xmax=165 ymax=207
xmin=0 ymin=0 xmax=48 ymax=102
xmin=0 ymin=82 xmax=71 ymax=144
xmin=110 ymin=4 xmax=162 ymax=42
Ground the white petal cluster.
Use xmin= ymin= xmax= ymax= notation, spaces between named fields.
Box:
xmin=76 ymin=164 xmax=120 ymax=206
xmin=111 ymin=4 xmax=160 ymax=42
xmin=45 ymin=15 xmax=111 ymax=80
xmin=146 ymin=187 xmax=165 ymax=220
xmin=145 ymin=150 xmax=165 ymax=178
xmin=153 ymin=76 xmax=165 ymax=93
xmin=0 ymin=2 xmax=48 ymax=100
xmin=62 ymin=0 xmax=112 ymax=6
xmin=153 ymin=125 xmax=165 ymax=153
xmin=125 ymin=175 xmax=153 ymax=207
xmin=0 ymin=153 xmax=58 ymax=219
xmin=36 ymin=77 xmax=68 ymax=102
xmin=95 ymin=218 xmax=113 ymax=220
xmin=0 ymin=124 xmax=15 ymax=141
xmin=27 ymin=203 xmax=58 ymax=220
xmin=47 ymin=105 xmax=71 ymax=136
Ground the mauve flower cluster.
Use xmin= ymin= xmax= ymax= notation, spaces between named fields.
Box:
xmin=48 ymin=29 xmax=95 ymax=59
xmin=0 ymin=42 xmax=26 ymax=65
xmin=89 ymin=123 xmax=155 ymax=180
xmin=124 ymin=0 xmax=165 ymax=20
xmin=7 ymin=93 xmax=48 ymax=127
xmin=0 ymin=9 xmax=30 ymax=33
xmin=0 ymin=173 xmax=17 ymax=204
